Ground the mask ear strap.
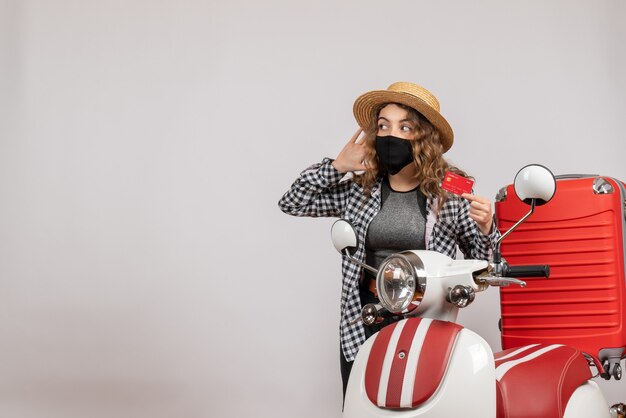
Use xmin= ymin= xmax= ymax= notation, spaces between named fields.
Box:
xmin=416 ymin=189 xmax=427 ymax=219
xmin=381 ymin=178 xmax=391 ymax=206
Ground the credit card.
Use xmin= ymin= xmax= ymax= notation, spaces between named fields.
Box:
xmin=441 ymin=171 xmax=474 ymax=195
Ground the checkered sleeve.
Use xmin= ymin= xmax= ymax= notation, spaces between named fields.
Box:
xmin=455 ymin=195 xmax=500 ymax=260
xmin=278 ymin=158 xmax=350 ymax=217
xmin=429 ymin=194 xmax=500 ymax=260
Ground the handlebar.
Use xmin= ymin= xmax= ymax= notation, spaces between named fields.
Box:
xmin=503 ymin=265 xmax=550 ymax=278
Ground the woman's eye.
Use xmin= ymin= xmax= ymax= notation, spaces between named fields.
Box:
xmin=378 ymin=124 xmax=388 ymax=130
xmin=401 ymin=125 xmax=412 ymax=132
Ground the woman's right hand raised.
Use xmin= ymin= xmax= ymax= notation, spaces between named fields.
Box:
xmin=331 ymin=129 xmax=369 ymax=174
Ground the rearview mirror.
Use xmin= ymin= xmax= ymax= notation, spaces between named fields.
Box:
xmin=330 ymin=219 xmax=358 ymax=254
xmin=495 ymin=164 xmax=557 ymax=262
xmin=514 ymin=164 xmax=556 ymax=206
xmin=330 ymin=220 xmax=378 ymax=275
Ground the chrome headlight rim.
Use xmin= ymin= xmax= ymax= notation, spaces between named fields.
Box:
xmin=376 ymin=251 xmax=427 ymax=314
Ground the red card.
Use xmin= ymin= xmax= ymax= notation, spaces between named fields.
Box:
xmin=441 ymin=171 xmax=474 ymax=195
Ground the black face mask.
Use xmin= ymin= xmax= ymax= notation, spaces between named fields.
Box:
xmin=375 ymin=135 xmax=414 ymax=175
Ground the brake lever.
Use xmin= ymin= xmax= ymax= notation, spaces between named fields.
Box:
xmin=479 ymin=276 xmax=527 ymax=288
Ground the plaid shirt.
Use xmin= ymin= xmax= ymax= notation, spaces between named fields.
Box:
xmin=279 ymin=158 xmax=500 ymax=362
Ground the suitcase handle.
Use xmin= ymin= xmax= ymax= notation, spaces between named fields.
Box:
xmin=554 ymin=174 xmax=599 ymax=179
xmin=503 ymin=264 xmax=550 ymax=278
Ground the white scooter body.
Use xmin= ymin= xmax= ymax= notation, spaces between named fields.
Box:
xmin=343 ymin=250 xmax=612 ymax=418
xmin=345 ymin=325 xmax=496 ymax=417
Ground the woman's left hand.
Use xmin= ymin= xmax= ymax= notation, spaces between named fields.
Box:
xmin=462 ymin=193 xmax=494 ymax=235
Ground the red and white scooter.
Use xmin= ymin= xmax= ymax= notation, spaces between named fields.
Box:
xmin=331 ymin=165 xmax=625 ymax=418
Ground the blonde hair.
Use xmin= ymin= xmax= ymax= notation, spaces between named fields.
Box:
xmin=355 ymin=103 xmax=470 ymax=212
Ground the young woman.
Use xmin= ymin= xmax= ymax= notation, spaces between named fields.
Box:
xmin=278 ymin=82 xmax=499 ymax=397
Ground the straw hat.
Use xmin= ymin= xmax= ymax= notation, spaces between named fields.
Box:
xmin=353 ymin=82 xmax=454 ymax=152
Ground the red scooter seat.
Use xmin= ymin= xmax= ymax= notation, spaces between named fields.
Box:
xmin=495 ymin=344 xmax=592 ymax=418
xmin=364 ymin=318 xmax=462 ymax=409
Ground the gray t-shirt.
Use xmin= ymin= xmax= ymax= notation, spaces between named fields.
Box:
xmin=365 ymin=179 xmax=427 ymax=274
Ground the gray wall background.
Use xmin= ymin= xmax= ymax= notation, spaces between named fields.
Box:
xmin=1 ymin=1 xmax=625 ymax=417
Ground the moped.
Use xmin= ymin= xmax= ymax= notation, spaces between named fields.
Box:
xmin=331 ymin=164 xmax=626 ymax=418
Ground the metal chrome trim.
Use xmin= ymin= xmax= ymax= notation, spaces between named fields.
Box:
xmin=398 ymin=251 xmax=427 ymax=300
xmin=376 ymin=251 xmax=427 ymax=313
xmin=497 ymin=199 xmax=536 ymax=248
xmin=343 ymin=249 xmax=378 ymax=275
xmin=593 ymin=178 xmax=614 ymax=194
xmin=495 ymin=186 xmax=508 ymax=202
xmin=447 ymin=285 xmax=476 ymax=308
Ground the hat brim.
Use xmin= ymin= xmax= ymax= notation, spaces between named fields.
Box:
xmin=353 ymin=90 xmax=454 ymax=152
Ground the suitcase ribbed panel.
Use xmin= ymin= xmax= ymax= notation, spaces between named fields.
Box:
xmin=496 ymin=177 xmax=626 ymax=359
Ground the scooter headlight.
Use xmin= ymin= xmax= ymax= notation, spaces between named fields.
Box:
xmin=376 ymin=252 xmax=427 ymax=314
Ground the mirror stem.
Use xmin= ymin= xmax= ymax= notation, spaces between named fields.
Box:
xmin=342 ymin=249 xmax=379 ymax=275
xmin=494 ymin=199 xmax=536 ymax=264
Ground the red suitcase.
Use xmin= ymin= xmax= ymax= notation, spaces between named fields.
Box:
xmin=495 ymin=174 xmax=626 ymax=378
